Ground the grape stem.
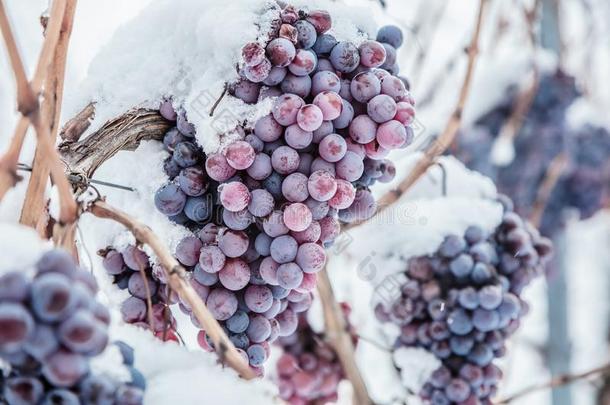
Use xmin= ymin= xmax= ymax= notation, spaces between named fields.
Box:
xmin=344 ymin=0 xmax=489 ymax=232
xmin=20 ymin=0 xmax=79 ymax=230
xmin=0 ymin=0 xmax=78 ymax=226
xmin=316 ymin=266 xmax=373 ymax=405
xmin=88 ymin=199 xmax=257 ymax=380
xmin=209 ymin=82 xmax=228 ymax=117
xmin=496 ymin=362 xmax=610 ymax=404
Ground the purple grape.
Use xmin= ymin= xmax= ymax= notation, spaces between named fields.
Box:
xmin=295 ymin=243 xmax=326 ymax=273
xmin=311 ymin=71 xmax=340 ymax=96
xmin=231 ymin=79 xmax=260 ymax=104
xmin=266 ymin=38 xmax=296 ymax=67
xmin=284 ymin=124 xmax=313 ymax=149
xmin=270 ymin=235 xmax=298 ymax=264
xmin=376 ymin=25 xmax=404 ymax=48
xmin=281 ymin=74 xmax=312 ymax=98
xmin=332 ymin=99 xmax=354 ymax=129
xmin=367 ymin=94 xmax=397 ymax=123
xmin=183 ymin=196 xmax=212 ymax=223
xmin=42 ymin=349 xmax=89 ymax=388
xmin=359 ymin=40 xmax=387 ymax=68
xmin=276 ymin=263 xmax=303 ymax=290
xmin=349 ymin=115 xmax=378 ymax=144
xmin=263 ymin=66 xmax=288 ymax=86
xmin=336 ymin=151 xmax=364 ymax=182
xmin=312 ymin=33 xmax=337 ymax=54
xmin=244 ymin=285 xmax=273 ymax=313
xmin=218 ymin=230 xmax=249 ymax=258
xmin=4 ymin=376 xmax=44 ymax=405
xmin=206 ymin=288 xmax=238 ymax=321
xmin=248 ymin=189 xmax=275 ymax=217
xmin=244 ymin=58 xmax=272 ymax=83
xmin=31 ymin=273 xmax=77 ymax=323
xmin=294 ymin=20 xmax=317 ymax=49
xmin=329 ymin=42 xmax=360 ymax=73
xmin=318 ymin=133 xmax=347 ymax=163
xmin=58 ymin=309 xmax=107 ymax=354
xmin=128 ymin=272 xmax=157 ymax=300
xmin=154 ymin=183 xmax=187 ymax=216
xmin=172 ymin=142 xmax=198 ymax=167
xmin=175 ymin=236 xmax=203 ymax=267
xmin=350 ymin=72 xmax=381 ymax=103
xmin=0 ymin=271 xmax=29 ymax=302
xmin=282 ymin=172 xmax=310 ymax=202
xmin=289 ymin=49 xmax=317 ymax=76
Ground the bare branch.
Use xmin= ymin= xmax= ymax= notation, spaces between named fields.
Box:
xmin=89 ymin=200 xmax=256 ymax=379
xmin=21 ymin=0 xmax=78 ymax=229
xmin=0 ymin=0 xmax=37 ymax=114
xmin=58 ymin=108 xmax=171 ymax=178
xmin=497 ymin=362 xmax=610 ymax=404
xmin=346 ymin=0 xmax=489 ymax=231
xmin=59 ymin=102 xmax=95 ymax=142
xmin=316 ymin=267 xmax=372 ymax=405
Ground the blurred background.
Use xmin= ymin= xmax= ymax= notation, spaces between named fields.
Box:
xmin=1 ymin=1 xmax=609 ymax=404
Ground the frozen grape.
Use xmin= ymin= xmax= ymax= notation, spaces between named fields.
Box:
xmin=178 ymin=166 xmax=207 ymax=197
xmin=328 ymin=179 xmax=356 ymax=209
xmin=244 ymin=285 xmax=274 ymax=313
xmin=296 ymin=104 xmax=323 ymax=131
xmin=311 ymin=71 xmax=340 ymax=96
xmin=219 ymin=181 xmax=251 ymax=212
xmin=205 ymin=153 xmax=237 ymax=182
xmin=332 ymin=99 xmax=354 ymax=129
xmin=350 ymin=72 xmax=381 ymax=103
xmin=284 ymin=124 xmax=313 ymax=149
xmin=318 ymin=133 xmax=347 ymax=162
xmin=231 ymin=79 xmax=260 ymax=104
xmin=218 ymin=230 xmax=250 ymax=258
xmin=336 ymin=151 xmax=364 ymax=182
xmin=175 ymin=236 xmax=203 ymax=267
xmin=154 ymin=183 xmax=187 ymax=216
xmin=329 ymin=42 xmax=360 ymax=73
xmin=206 ymin=288 xmax=238 ymax=321
xmin=376 ymin=120 xmax=407 ymax=149
xmin=349 ymin=115 xmax=378 ymax=144
xmin=294 ymin=20 xmax=317 ymax=49
xmin=295 ymin=243 xmax=326 ymax=273
xmin=368 ymin=94 xmax=397 ymax=123
xmin=271 ymin=146 xmax=300 ymax=174
xmin=283 ymin=203 xmax=313 ymax=232
xmin=376 ymin=25 xmax=404 ymax=48
xmin=359 ymin=40 xmax=387 ymax=68
xmin=224 ymin=141 xmax=256 ymax=170
xmin=289 ymin=49 xmax=317 ymax=76
xmin=266 ymin=38 xmax=296 ymax=67
xmin=313 ymin=91 xmax=342 ymax=121
xmin=184 ymin=196 xmax=213 ymax=222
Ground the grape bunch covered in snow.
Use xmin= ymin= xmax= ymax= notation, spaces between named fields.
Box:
xmin=101 ymin=246 xmax=179 ymax=343
xmin=455 ymin=70 xmax=609 ymax=235
xmin=0 ymin=249 xmax=145 ymax=404
xmin=275 ymin=303 xmax=356 ymax=404
xmin=153 ymin=3 xmax=416 ymax=371
xmin=374 ymin=197 xmax=553 ymax=404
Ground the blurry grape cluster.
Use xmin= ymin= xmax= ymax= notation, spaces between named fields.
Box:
xmin=0 ymin=249 xmax=145 ymax=404
xmin=374 ymin=196 xmax=553 ymax=404
xmin=275 ymin=303 xmax=355 ymax=404
xmin=151 ymin=1 xmax=416 ymax=373
xmin=456 ymin=70 xmax=610 ymax=235
xmin=101 ymin=246 xmax=179 ymax=343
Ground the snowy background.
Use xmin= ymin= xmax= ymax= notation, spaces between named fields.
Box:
xmin=1 ymin=0 xmax=609 ymax=404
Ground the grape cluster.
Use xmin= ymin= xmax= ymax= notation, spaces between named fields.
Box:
xmin=0 ymin=249 xmax=145 ymax=404
xmin=101 ymin=246 xmax=179 ymax=343
xmin=275 ymin=303 xmax=356 ymax=405
xmin=455 ymin=70 xmax=609 ymax=235
xmin=153 ymin=3 xmax=416 ymax=372
xmin=374 ymin=197 xmax=553 ymax=404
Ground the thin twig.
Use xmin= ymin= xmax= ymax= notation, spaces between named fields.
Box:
xmin=496 ymin=362 xmax=610 ymax=404
xmin=59 ymin=101 xmax=95 ymax=142
xmin=529 ymin=153 xmax=569 ymax=227
xmin=316 ymin=266 xmax=372 ymax=405
xmin=346 ymin=0 xmax=489 ymax=232
xmin=0 ymin=1 xmax=37 ymax=114
xmin=88 ymin=200 xmax=255 ymax=379
xmin=209 ymin=83 xmax=228 ymax=117
xmin=0 ymin=0 xmax=77 ymax=225
xmin=21 ymin=0 xmax=78 ymax=229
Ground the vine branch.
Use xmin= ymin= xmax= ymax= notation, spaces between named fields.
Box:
xmin=497 ymin=362 xmax=610 ymax=404
xmin=317 ymin=266 xmax=372 ymax=405
xmin=88 ymin=200 xmax=256 ymax=380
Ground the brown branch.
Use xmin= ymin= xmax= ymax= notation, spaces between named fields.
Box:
xmin=346 ymin=0 xmax=489 ymax=231
xmin=88 ymin=200 xmax=256 ymax=379
xmin=529 ymin=153 xmax=569 ymax=227
xmin=0 ymin=0 xmax=37 ymax=114
xmin=496 ymin=362 xmax=610 ymax=404
xmin=59 ymin=102 xmax=95 ymax=142
xmin=21 ymin=0 xmax=78 ymax=229
xmin=316 ymin=267 xmax=372 ymax=405
xmin=0 ymin=0 xmax=77 ymax=225
xmin=58 ymin=108 xmax=171 ymax=178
